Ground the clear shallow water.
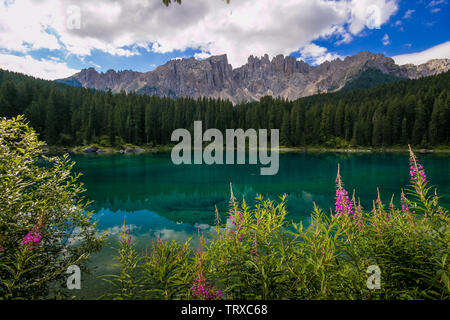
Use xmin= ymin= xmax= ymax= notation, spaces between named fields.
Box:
xmin=66 ymin=152 xmax=450 ymax=298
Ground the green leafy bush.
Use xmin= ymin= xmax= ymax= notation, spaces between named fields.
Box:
xmin=0 ymin=116 xmax=105 ymax=299
xmin=107 ymin=147 xmax=449 ymax=300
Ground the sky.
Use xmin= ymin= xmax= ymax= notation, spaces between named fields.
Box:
xmin=0 ymin=0 xmax=449 ymax=80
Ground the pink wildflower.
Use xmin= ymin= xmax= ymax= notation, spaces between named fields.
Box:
xmin=409 ymin=145 xmax=427 ymax=183
xmin=20 ymin=231 xmax=41 ymax=248
xmin=400 ymin=189 xmax=409 ymax=213
xmin=190 ymin=279 xmax=223 ymax=300
xmin=335 ymin=164 xmax=353 ymax=217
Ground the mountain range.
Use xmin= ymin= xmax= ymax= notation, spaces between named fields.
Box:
xmin=58 ymin=51 xmax=450 ymax=104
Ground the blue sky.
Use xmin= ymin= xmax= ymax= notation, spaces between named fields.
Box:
xmin=0 ymin=0 xmax=448 ymax=79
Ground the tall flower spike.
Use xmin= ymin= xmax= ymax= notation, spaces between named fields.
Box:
xmin=214 ymin=205 xmax=221 ymax=226
xmin=229 ymin=182 xmax=236 ymax=207
xmin=120 ymin=215 xmax=132 ymax=245
xmin=408 ymin=144 xmax=427 ymax=183
xmin=400 ymin=189 xmax=411 ymax=218
xmin=251 ymin=229 xmax=258 ymax=259
xmin=350 ymin=191 xmax=363 ymax=230
xmin=376 ymin=187 xmax=384 ymax=213
xmin=335 ymin=164 xmax=353 ymax=217
xmin=122 ymin=215 xmax=127 ymax=233
xmin=389 ymin=194 xmax=395 ymax=215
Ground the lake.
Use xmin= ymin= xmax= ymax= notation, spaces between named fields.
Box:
xmin=67 ymin=151 xmax=450 ymax=298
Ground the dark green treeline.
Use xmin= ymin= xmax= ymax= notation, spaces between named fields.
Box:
xmin=0 ymin=69 xmax=449 ymax=148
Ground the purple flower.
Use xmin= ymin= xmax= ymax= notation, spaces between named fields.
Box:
xmin=121 ymin=236 xmax=131 ymax=244
xmin=20 ymin=231 xmax=41 ymax=248
xmin=409 ymin=146 xmax=427 ymax=183
xmin=190 ymin=280 xmax=223 ymax=300
xmin=400 ymin=189 xmax=409 ymax=214
xmin=334 ymin=165 xmax=353 ymax=217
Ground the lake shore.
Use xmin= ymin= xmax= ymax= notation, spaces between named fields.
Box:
xmin=41 ymin=144 xmax=450 ymax=155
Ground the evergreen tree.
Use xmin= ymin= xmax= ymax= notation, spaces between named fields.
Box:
xmin=280 ymin=111 xmax=291 ymax=146
xmin=45 ymin=91 xmax=58 ymax=145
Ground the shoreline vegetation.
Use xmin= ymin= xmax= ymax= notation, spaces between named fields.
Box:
xmin=1 ymin=70 xmax=449 ymax=156
xmin=1 ymin=116 xmax=449 ymax=300
xmin=41 ymin=144 xmax=450 ymax=155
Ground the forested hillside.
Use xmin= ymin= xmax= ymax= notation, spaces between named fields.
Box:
xmin=0 ymin=68 xmax=449 ymax=148
xmin=340 ymin=68 xmax=403 ymax=92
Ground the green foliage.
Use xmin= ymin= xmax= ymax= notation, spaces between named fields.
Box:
xmin=0 ymin=116 xmax=105 ymax=299
xmin=0 ymin=69 xmax=449 ymax=149
xmin=341 ymin=68 xmax=404 ymax=92
xmin=140 ymin=238 xmax=194 ymax=299
xmin=102 ymin=224 xmax=195 ymax=300
xmin=101 ymin=222 xmax=141 ymax=300
xmin=106 ymin=149 xmax=449 ymax=300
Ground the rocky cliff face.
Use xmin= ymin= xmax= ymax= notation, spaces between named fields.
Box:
xmin=62 ymin=51 xmax=450 ymax=104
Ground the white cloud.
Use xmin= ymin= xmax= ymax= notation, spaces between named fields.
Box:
xmin=105 ymin=224 xmax=140 ymax=236
xmin=427 ymin=0 xmax=447 ymax=12
xmin=392 ymin=41 xmax=450 ymax=65
xmin=0 ymin=0 xmax=400 ymax=70
xmin=194 ymin=51 xmax=212 ymax=60
xmin=0 ymin=53 xmax=79 ymax=80
xmin=0 ymin=1 xmax=61 ymax=52
xmin=347 ymin=0 xmax=398 ymax=34
xmin=393 ymin=20 xmax=404 ymax=31
xmin=299 ymin=43 xmax=344 ymax=65
xmin=427 ymin=0 xmax=447 ymax=7
xmin=382 ymin=33 xmax=391 ymax=46
xmin=403 ymin=9 xmax=415 ymax=19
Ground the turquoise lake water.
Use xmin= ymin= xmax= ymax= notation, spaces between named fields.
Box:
xmin=66 ymin=152 xmax=450 ymax=298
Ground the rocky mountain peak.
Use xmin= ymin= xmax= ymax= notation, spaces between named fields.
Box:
xmin=63 ymin=51 xmax=450 ymax=104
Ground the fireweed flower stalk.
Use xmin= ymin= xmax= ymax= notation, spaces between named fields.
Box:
xmin=191 ymin=234 xmax=224 ymax=300
xmin=405 ymin=145 xmax=444 ymax=218
xmin=400 ymin=188 xmax=415 ymax=223
xmin=119 ymin=216 xmax=132 ymax=245
xmin=101 ymin=216 xmax=141 ymax=300
xmin=20 ymin=231 xmax=41 ymax=248
xmin=190 ymin=278 xmax=224 ymax=300
xmin=408 ymin=144 xmax=428 ymax=202
xmin=334 ymin=164 xmax=353 ymax=217
xmin=227 ymin=183 xmax=245 ymax=242
xmin=228 ymin=210 xmax=244 ymax=241
xmin=20 ymin=215 xmax=44 ymax=250
xmin=350 ymin=192 xmax=364 ymax=231
xmin=409 ymin=147 xmax=427 ymax=184
xmin=370 ymin=191 xmax=391 ymax=234
xmin=401 ymin=189 xmax=410 ymax=214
